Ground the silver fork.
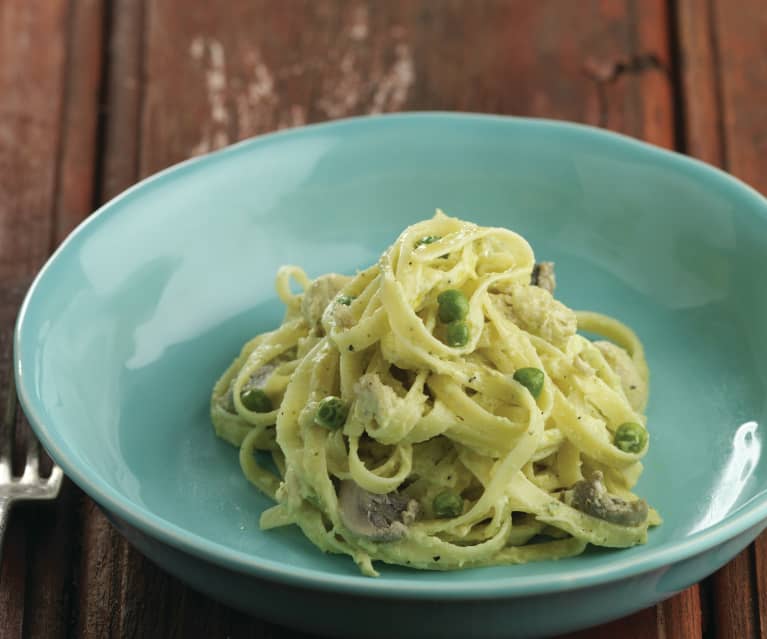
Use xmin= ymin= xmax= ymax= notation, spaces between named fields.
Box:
xmin=0 ymin=372 xmax=63 ymax=557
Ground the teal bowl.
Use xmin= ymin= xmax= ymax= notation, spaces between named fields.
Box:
xmin=15 ymin=114 xmax=767 ymax=638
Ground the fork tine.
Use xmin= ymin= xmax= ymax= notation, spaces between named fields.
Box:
xmin=47 ymin=465 xmax=63 ymax=498
xmin=23 ymin=431 xmax=39 ymax=479
xmin=0 ymin=368 xmax=16 ymax=480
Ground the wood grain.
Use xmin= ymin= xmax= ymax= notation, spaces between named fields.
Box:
xmin=659 ymin=586 xmax=704 ymax=639
xmin=54 ymin=0 xmax=106 ymax=241
xmin=755 ymin=537 xmax=767 ymax=639
xmin=0 ymin=1 xmax=64 ymax=280
xmin=140 ymin=0 xmax=675 ymax=175
xmin=676 ymin=0 xmax=723 ymax=167
xmin=712 ymin=0 xmax=767 ymax=196
xmin=711 ymin=550 xmax=759 ymax=639
xmin=678 ymin=0 xmax=767 ymax=195
xmin=563 ymin=606 xmax=658 ymax=639
xmin=0 ymin=0 xmax=67 ymax=633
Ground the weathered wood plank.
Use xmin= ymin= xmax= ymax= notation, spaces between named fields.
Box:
xmin=712 ymin=550 xmax=759 ymax=639
xmin=0 ymin=521 xmax=25 ymax=638
xmin=659 ymin=586 xmax=704 ymax=639
xmin=140 ymin=0 xmax=675 ymax=174
xmin=99 ymin=0 xmax=145 ymax=202
xmin=0 ymin=1 xmax=70 ymax=636
xmin=563 ymin=606 xmax=658 ymax=639
xmin=0 ymin=2 xmax=64 ymax=278
xmin=754 ymin=537 xmax=767 ymax=639
xmin=631 ymin=0 xmax=673 ymax=149
xmin=712 ymin=0 xmax=767 ymax=196
xmin=54 ymin=0 xmax=106 ymax=241
xmin=676 ymin=0 xmax=723 ymax=167
xmin=22 ymin=0 xmax=106 ymax=635
xmin=678 ymin=0 xmax=767 ymax=194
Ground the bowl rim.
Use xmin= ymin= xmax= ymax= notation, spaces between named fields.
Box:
xmin=14 ymin=111 xmax=767 ymax=599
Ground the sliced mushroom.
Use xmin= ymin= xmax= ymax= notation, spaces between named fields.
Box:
xmin=568 ymin=471 xmax=648 ymax=527
xmin=531 ymin=261 xmax=556 ymax=294
xmin=355 ymin=374 xmax=401 ymax=423
xmin=338 ymin=480 xmax=420 ymax=541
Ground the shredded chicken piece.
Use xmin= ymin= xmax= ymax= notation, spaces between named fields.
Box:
xmin=353 ymin=373 xmax=422 ymax=440
xmin=328 ymin=300 xmax=355 ymax=330
xmin=494 ymin=285 xmax=576 ymax=347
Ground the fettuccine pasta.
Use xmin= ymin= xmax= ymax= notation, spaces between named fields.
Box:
xmin=211 ymin=211 xmax=659 ymax=576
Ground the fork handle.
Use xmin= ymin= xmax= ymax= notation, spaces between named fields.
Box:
xmin=0 ymin=496 xmax=10 ymax=560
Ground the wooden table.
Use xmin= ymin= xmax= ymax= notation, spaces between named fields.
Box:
xmin=1 ymin=1 xmax=765 ymax=637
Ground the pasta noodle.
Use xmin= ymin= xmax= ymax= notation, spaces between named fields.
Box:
xmin=211 ymin=211 xmax=660 ymax=576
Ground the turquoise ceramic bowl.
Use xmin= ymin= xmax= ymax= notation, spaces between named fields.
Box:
xmin=15 ymin=114 xmax=767 ymax=638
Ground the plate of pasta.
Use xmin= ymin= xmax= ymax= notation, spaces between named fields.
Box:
xmin=14 ymin=113 xmax=767 ymax=638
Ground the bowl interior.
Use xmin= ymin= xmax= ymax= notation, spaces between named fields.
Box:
xmin=17 ymin=114 xmax=767 ymax=591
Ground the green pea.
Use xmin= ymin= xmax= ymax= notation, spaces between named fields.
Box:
xmin=614 ymin=422 xmax=648 ymax=453
xmin=433 ymin=490 xmax=463 ymax=518
xmin=445 ymin=321 xmax=470 ymax=347
xmin=240 ymin=387 xmax=273 ymax=412
xmin=437 ymin=289 xmax=469 ymax=323
xmin=415 ymin=235 xmax=441 ymax=248
xmin=314 ymin=396 xmax=349 ymax=430
xmin=336 ymin=295 xmax=354 ymax=306
xmin=513 ymin=367 xmax=545 ymax=399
